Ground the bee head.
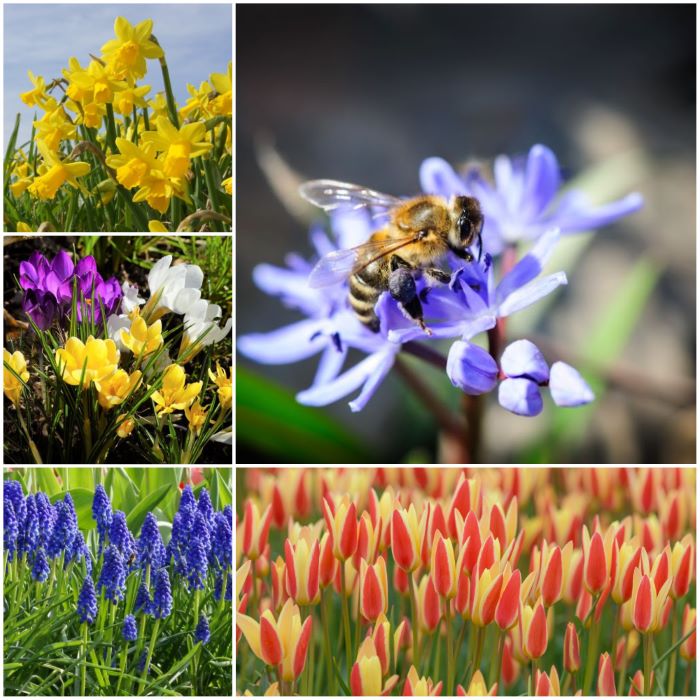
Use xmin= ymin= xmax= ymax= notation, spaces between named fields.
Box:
xmin=449 ymin=196 xmax=483 ymax=260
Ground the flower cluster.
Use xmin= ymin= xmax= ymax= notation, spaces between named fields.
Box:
xmin=239 ymin=145 xmax=642 ymax=418
xmin=236 ymin=468 xmax=696 ymax=697
xmin=7 ymin=16 xmax=232 ymax=232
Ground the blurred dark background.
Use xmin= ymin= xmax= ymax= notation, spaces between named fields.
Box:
xmin=237 ymin=4 xmax=696 ymax=464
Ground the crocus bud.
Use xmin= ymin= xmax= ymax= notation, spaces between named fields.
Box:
xmin=350 ymin=637 xmax=399 ymax=696
xmin=597 ymin=652 xmax=616 ymax=696
xmin=680 ymin=605 xmax=696 ymax=661
xmin=284 ymin=537 xmax=320 ymax=606
xmin=391 ymin=504 xmax=421 ymax=573
xmin=430 ymin=533 xmax=457 ymax=600
xmin=360 ymin=555 xmax=389 ymax=623
xmin=242 ymin=500 xmax=273 ymax=560
xmin=402 ymin=665 xmax=443 ymax=696
xmin=563 ymin=622 xmax=580 ymax=672
xmin=323 ymin=496 xmax=358 ymax=562
xmin=520 ymin=598 xmax=548 ymax=660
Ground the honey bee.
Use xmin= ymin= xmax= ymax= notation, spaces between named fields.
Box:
xmin=299 ymin=180 xmax=483 ymax=333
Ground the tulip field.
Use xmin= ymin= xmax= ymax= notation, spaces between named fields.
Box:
xmin=236 ymin=468 xmax=696 ymax=696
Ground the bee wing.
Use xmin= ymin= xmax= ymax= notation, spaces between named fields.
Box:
xmin=299 ymin=179 xmax=404 ymax=213
xmin=308 ymin=234 xmax=418 ymax=288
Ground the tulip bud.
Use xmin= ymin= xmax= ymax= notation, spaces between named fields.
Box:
xmin=469 ymin=562 xmax=504 ymax=627
xmin=563 ymin=622 xmax=580 ymax=672
xmin=583 ymin=527 xmax=611 ymax=594
xmin=669 ymin=538 xmax=693 ymax=600
xmin=359 ymin=555 xmax=389 ymax=623
xmin=614 ymin=631 xmax=640 ymax=671
xmin=631 ymin=570 xmax=672 ymax=634
xmin=242 ymin=500 xmax=273 ymax=560
xmin=430 ymin=533 xmax=457 ymax=600
xmin=495 ymin=568 xmax=521 ymax=630
xmin=520 ymin=598 xmax=548 ymax=660
xmin=284 ymin=537 xmax=320 ymax=606
xmin=534 ymin=666 xmax=560 ymax=697
xmin=323 ymin=496 xmax=358 ymax=561
xmin=535 ymin=542 xmax=563 ymax=607
xmin=271 ymin=556 xmax=287 ymax=611
xmin=417 ymin=574 xmax=441 ymax=633
xmin=333 ymin=558 xmax=358 ymax=598
xmin=597 ymin=652 xmax=616 ymax=696
xmin=628 ymin=669 xmax=652 ymax=696
xmin=371 ymin=614 xmax=391 ymax=676
xmin=350 ymin=637 xmax=399 ymax=696
xmin=394 ymin=617 xmax=412 ymax=668
xmin=611 ymin=541 xmax=642 ymax=605
xmin=319 ymin=532 xmax=337 ymax=587
xmin=402 ymin=665 xmax=443 ymax=696
xmin=680 ymin=604 xmax=696 ymax=661
xmin=458 ymin=670 xmax=498 ymax=696
xmin=501 ymin=635 xmax=520 ymax=688
xmin=391 ymin=504 xmax=421 ymax=573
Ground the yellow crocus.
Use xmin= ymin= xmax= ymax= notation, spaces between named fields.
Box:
xmin=150 ymin=364 xmax=202 ymax=415
xmin=55 ymin=336 xmax=119 ymax=388
xmin=116 ymin=413 xmax=135 ymax=438
xmin=208 ymin=362 xmax=232 ymax=410
xmin=148 ymin=220 xmax=169 ymax=232
xmin=4 ymin=349 xmax=29 ymax=405
xmin=140 ymin=116 xmax=212 ymax=177
xmin=27 ymin=141 xmax=91 ymax=201
xmin=184 ymin=399 xmax=208 ymax=435
xmin=95 ymin=369 xmax=142 ymax=409
xmin=101 ymin=17 xmax=163 ymax=81
xmin=120 ymin=314 xmax=163 ymax=356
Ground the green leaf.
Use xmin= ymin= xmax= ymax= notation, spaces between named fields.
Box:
xmin=36 ymin=468 xmax=62 ymax=496
xmin=237 ymin=367 xmax=370 ymax=463
xmin=50 ymin=488 xmax=94 ymax=532
xmin=125 ymin=483 xmax=172 ymax=533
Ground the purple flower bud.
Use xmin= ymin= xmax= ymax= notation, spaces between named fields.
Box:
xmin=195 ymin=613 xmax=210 ymax=645
xmin=109 ymin=511 xmax=135 ymax=561
xmin=47 ymin=499 xmax=77 ymax=559
xmin=150 ymin=568 xmax=172 ymax=619
xmin=498 ymin=377 xmax=543 ymax=416
xmin=446 ymin=340 xmax=498 ymax=395
xmin=212 ymin=512 xmax=232 ymax=569
xmin=4 ymin=499 xmax=18 ymax=560
xmin=135 ymin=582 xmax=151 ymax=613
xmin=500 ymin=340 xmax=549 ymax=383
xmin=549 ymin=362 xmax=594 ymax=407
xmin=186 ymin=537 xmax=208 ymax=591
xmin=180 ymin=484 xmax=196 ymax=512
xmin=92 ymin=484 xmax=113 ymax=554
xmin=22 ymin=288 xmax=59 ymax=329
xmin=77 ymin=575 xmax=98 ymax=624
xmin=137 ymin=512 xmax=166 ymax=570
xmin=197 ymin=487 xmax=214 ymax=525
xmin=31 ymin=547 xmax=49 ymax=582
xmin=122 ymin=614 xmax=138 ymax=642
xmin=97 ymin=545 xmax=126 ymax=603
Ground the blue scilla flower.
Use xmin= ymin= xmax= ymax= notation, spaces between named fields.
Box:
xmin=186 ymin=536 xmax=208 ymax=591
xmin=137 ymin=512 xmax=166 ymax=570
xmin=212 ymin=512 xmax=232 ymax=569
xmin=150 ymin=568 xmax=172 ymax=619
xmin=4 ymin=499 xmax=18 ymax=561
xmin=122 ymin=614 xmax=138 ymax=642
xmin=214 ymin=570 xmax=232 ymax=602
xmin=195 ymin=613 xmax=210 ymax=645
xmin=97 ymin=545 xmax=126 ymax=603
xmin=35 ymin=492 xmax=55 ymax=548
xmin=47 ymin=500 xmax=77 ymax=558
xmin=31 ymin=547 xmax=49 ymax=582
xmin=197 ymin=487 xmax=214 ymax=525
xmin=134 ymin=582 xmax=151 ymax=613
xmin=92 ymin=484 xmax=113 ymax=554
xmin=77 ymin=575 xmax=98 ymax=624
xmin=420 ymin=145 xmax=643 ymax=256
xmin=109 ymin=511 xmax=136 ymax=561
xmin=4 ymin=480 xmax=26 ymax=530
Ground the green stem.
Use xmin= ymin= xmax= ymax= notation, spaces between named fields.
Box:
xmin=138 ymin=617 xmax=161 ymax=694
xmin=582 ymin=613 xmax=601 ymax=696
xmin=682 ymin=661 xmax=691 ymax=695
xmin=617 ymin=630 xmax=629 ymax=696
xmin=201 ymin=156 xmax=222 ymax=220
xmin=80 ymin=622 xmax=88 ymax=696
xmin=116 ymin=643 xmax=128 ymax=696
xmin=643 ymin=632 xmax=652 ymax=696
xmin=667 ymin=603 xmax=678 ymax=695
xmin=104 ymin=104 xmax=118 ymax=153
xmin=445 ymin=598 xmax=454 ymax=696
xmin=492 ymin=629 xmax=506 ymax=693
xmin=408 ymin=572 xmax=419 ymax=671
xmin=341 ymin=564 xmax=353 ymax=678
xmin=433 ymin=628 xmax=442 ymax=684
xmin=472 ymin=626 xmax=485 ymax=674
xmin=154 ymin=42 xmax=180 ymax=128
xmin=320 ymin=588 xmax=336 ymax=695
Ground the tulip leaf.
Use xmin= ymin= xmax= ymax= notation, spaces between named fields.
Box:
xmin=237 ymin=367 xmax=371 ymax=463
xmin=125 ymin=483 xmax=172 ymax=533
xmin=331 ymin=655 xmax=351 ymax=696
xmin=49 ymin=487 xmax=94 ymax=532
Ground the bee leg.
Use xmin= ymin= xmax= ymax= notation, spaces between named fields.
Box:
xmin=424 ymin=268 xmax=451 ymax=285
xmin=388 ymin=259 xmax=431 ymax=335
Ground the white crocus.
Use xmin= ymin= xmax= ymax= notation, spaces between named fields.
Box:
xmin=182 ymin=299 xmax=232 ymax=353
xmin=146 ymin=255 xmax=204 ymax=317
xmin=121 ymin=281 xmax=145 ymax=314
xmin=106 ymin=313 xmax=132 ymax=351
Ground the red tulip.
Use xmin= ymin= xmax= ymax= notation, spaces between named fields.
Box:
xmin=597 ymin=652 xmax=616 ymax=696
xmin=563 ymin=622 xmax=580 ymax=672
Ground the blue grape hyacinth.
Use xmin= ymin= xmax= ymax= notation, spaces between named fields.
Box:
xmin=185 ymin=535 xmax=208 ymax=591
xmin=134 ymin=581 xmax=152 ymax=613
xmin=97 ymin=545 xmax=126 ymax=603
xmin=4 ymin=499 xmax=18 ymax=561
xmin=150 ymin=568 xmax=173 ymax=619
xmin=137 ymin=512 xmax=166 ymax=570
xmin=122 ymin=614 xmax=138 ymax=642
xmin=92 ymin=484 xmax=113 ymax=553
xmin=31 ymin=548 xmax=50 ymax=582
xmin=77 ymin=575 xmax=98 ymax=624
xmin=195 ymin=613 xmax=210 ymax=645
xmin=109 ymin=510 xmax=136 ymax=562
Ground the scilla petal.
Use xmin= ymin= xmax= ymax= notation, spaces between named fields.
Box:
xmin=500 ymin=339 xmax=549 ymax=383
xmin=498 ymin=377 xmax=543 ymax=416
xmin=549 ymin=362 xmax=594 ymax=407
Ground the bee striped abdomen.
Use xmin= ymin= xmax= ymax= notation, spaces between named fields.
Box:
xmin=349 ymin=273 xmax=381 ymax=332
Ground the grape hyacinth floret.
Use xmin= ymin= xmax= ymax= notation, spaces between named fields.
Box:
xmin=137 ymin=512 xmax=166 ymax=570
xmin=109 ymin=510 xmax=136 ymax=561
xmin=4 ymin=499 xmax=19 ymax=561
xmin=77 ymin=575 xmax=98 ymax=624
xmin=186 ymin=535 xmax=208 ymax=591
xmin=31 ymin=547 xmax=50 ymax=582
xmin=47 ymin=498 xmax=77 ymax=558
xmin=97 ymin=545 xmax=126 ymax=603
xmin=195 ymin=613 xmax=210 ymax=645
xmin=150 ymin=567 xmax=173 ymax=619
xmin=122 ymin=614 xmax=138 ymax=642
xmin=92 ymin=484 xmax=113 ymax=554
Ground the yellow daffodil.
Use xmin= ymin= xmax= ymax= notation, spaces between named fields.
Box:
xmin=140 ymin=116 xmax=212 ymax=177
xmin=209 ymin=62 xmax=232 ymax=117
xmin=148 ymin=92 xmax=170 ymax=120
xmin=55 ymin=335 xmax=119 ymax=388
xmin=113 ymin=83 xmax=151 ymax=116
xmin=208 ymin=362 xmax=232 ymax=410
xmin=10 ymin=162 xmax=33 ymax=198
xmin=132 ymin=168 xmax=190 ymax=213
xmin=63 ymin=57 xmax=92 ymax=103
xmin=105 ymin=137 xmax=158 ymax=189
xmin=69 ymin=59 xmax=127 ymax=105
xmin=81 ymin=101 xmax=108 ymax=129
xmin=222 ymin=177 xmax=232 ymax=195
xmin=27 ymin=141 xmax=91 ymax=201
xmin=20 ymin=70 xmax=49 ymax=108
xmin=150 ymin=363 xmax=202 ymax=415
xmin=148 ymin=220 xmax=169 ymax=232
xmin=119 ymin=313 xmax=163 ymax=356
xmin=4 ymin=349 xmax=29 ymax=405
xmin=179 ymin=81 xmax=213 ymax=120
xmin=101 ymin=17 xmax=163 ymax=81
xmin=95 ymin=369 xmax=142 ymax=409
xmin=184 ymin=399 xmax=208 ymax=434
xmin=115 ymin=412 xmax=135 ymax=438
xmin=32 ymin=98 xmax=77 ymax=151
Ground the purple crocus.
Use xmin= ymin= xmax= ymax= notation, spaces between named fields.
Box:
xmin=20 ymin=251 xmax=75 ymax=303
xmin=420 ymin=144 xmax=643 ymax=255
xmin=73 ymin=256 xmax=122 ymax=322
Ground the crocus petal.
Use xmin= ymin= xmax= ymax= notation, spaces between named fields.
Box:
xmin=549 ymin=362 xmax=594 ymax=407
xmin=498 ymin=377 xmax=543 ymax=416
xmin=500 ymin=339 xmax=549 ymax=383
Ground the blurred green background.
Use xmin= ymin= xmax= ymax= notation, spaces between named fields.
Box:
xmin=236 ymin=4 xmax=695 ymax=465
